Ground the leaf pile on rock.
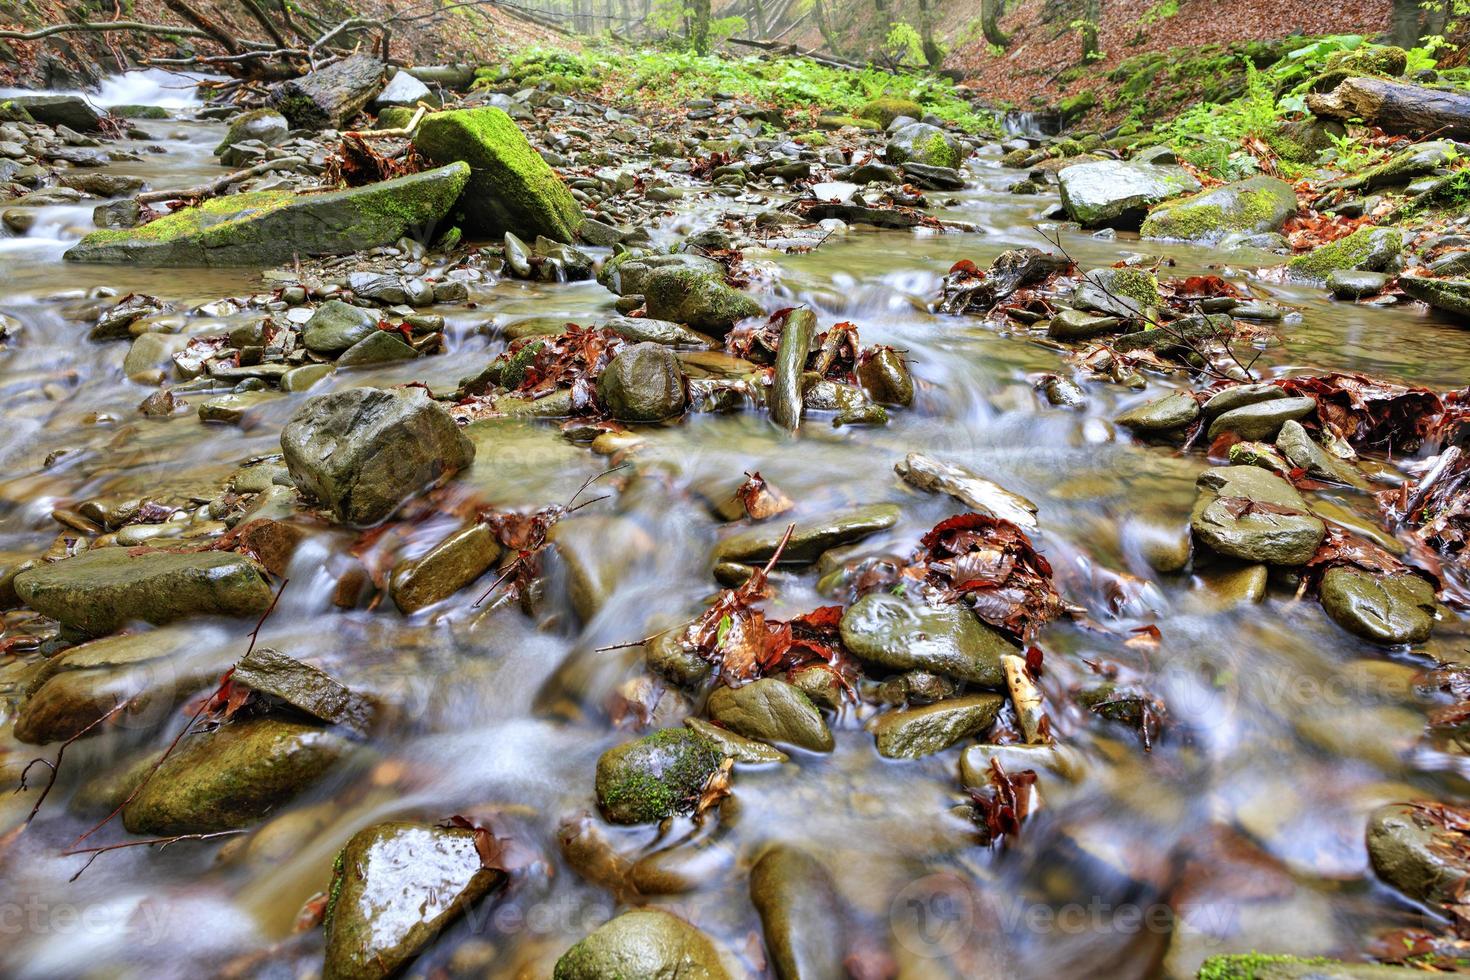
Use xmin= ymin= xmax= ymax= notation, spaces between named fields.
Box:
xmin=1273 ymin=372 xmax=1446 ymax=453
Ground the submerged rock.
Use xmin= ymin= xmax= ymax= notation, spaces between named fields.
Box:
xmin=15 ymin=549 xmax=272 ymax=635
xmin=323 ymin=821 xmax=504 ymax=980
xmin=415 ymin=107 xmax=583 ymax=242
xmin=1057 ymin=160 xmax=1200 ymax=228
xmin=391 ymin=522 xmax=502 ymax=613
xmin=868 ymin=694 xmax=1004 ymax=758
xmin=706 ymin=678 xmax=834 ymax=752
xmin=554 ymin=909 xmax=732 ymax=980
xmin=1320 ymin=567 xmax=1436 ymax=644
xmin=1139 ymin=175 xmax=1297 ymax=244
xmin=1115 ymin=390 xmax=1199 ymax=435
xmin=123 ymin=718 xmax=346 ymax=834
xmin=594 ymin=728 xmax=723 ymax=824
xmin=712 ymin=504 xmax=899 ymax=565
xmin=598 ymin=342 xmax=687 ymax=421
xmin=749 ymin=845 xmax=846 ymax=980
xmin=281 ymin=386 xmax=475 ymax=526
xmin=9 ymin=94 xmax=101 ymax=130
xmin=1368 ymin=802 xmax=1470 ymax=908
xmin=840 ymin=593 xmax=1011 ymax=686
xmin=66 ymin=164 xmax=470 ymax=266
xmin=1190 ymin=466 xmax=1325 ymax=565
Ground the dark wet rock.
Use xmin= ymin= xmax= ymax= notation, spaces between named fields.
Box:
xmin=9 ymin=94 xmax=101 ymax=131
xmin=1286 ymin=226 xmax=1403 ymax=283
xmin=770 ymin=308 xmax=816 ymax=432
xmin=901 ymin=161 xmax=966 ymax=190
xmin=60 ymin=172 xmax=144 ymax=196
xmin=123 ymin=718 xmax=346 ymax=834
xmin=883 ymin=122 xmax=965 ymax=169
xmin=594 ymin=728 xmax=723 ymax=824
xmin=302 ymin=300 xmax=379 ymax=355
xmin=281 ymin=386 xmax=475 ymax=526
xmin=840 ymin=593 xmax=1011 ymax=686
xmin=271 ymin=52 xmax=384 ymax=129
xmin=647 ymin=631 xmax=715 ymax=688
xmin=1276 ymin=420 xmax=1369 ymax=489
xmin=1057 ymin=159 xmax=1200 ymax=228
xmin=1202 ymin=383 xmax=1287 ymax=417
xmin=415 ymin=107 xmax=583 ymax=242
xmin=15 ymin=549 xmax=272 ymax=635
xmin=346 ymin=271 xmax=434 ymax=306
xmin=598 ymin=343 xmax=687 ymax=421
xmin=213 ymin=109 xmax=288 ymax=156
xmin=94 ymin=198 xmax=144 ymax=229
xmin=836 ymin=161 xmax=900 ymax=184
xmin=1115 ymin=390 xmax=1199 ymax=434
xmin=1327 ymin=269 xmax=1390 ymax=299
xmin=337 ymin=330 xmax=418 ymax=367
xmin=1048 ymin=308 xmax=1121 ymax=340
xmin=1399 ymin=275 xmax=1470 ymax=318
xmin=684 ymin=717 xmax=787 ymax=764
xmin=233 ymin=646 xmax=376 ymax=728
xmin=855 ymin=348 xmax=914 ymax=405
xmin=554 ymin=909 xmax=733 ymax=980
xmin=712 ymin=504 xmax=899 ymax=565
xmin=706 ymin=678 xmax=833 ymax=753
xmin=598 ymin=315 xmax=717 ymax=349
xmin=391 ymin=522 xmax=502 ymax=614
xmin=1206 ymin=396 xmax=1316 ymax=441
xmin=1190 ymin=466 xmax=1325 ymax=565
xmin=643 ymin=266 xmax=761 ymax=334
xmin=1320 ymin=567 xmax=1436 ymax=644
xmin=750 ymin=845 xmax=845 ymax=980
xmin=66 ymin=164 xmax=470 ymax=266
xmin=1368 ymin=803 xmax=1470 ymax=908
xmin=868 ymin=694 xmax=1004 ymax=758
xmin=323 ymin=821 xmax=502 ymax=980
xmin=1139 ymin=176 xmax=1297 ymax=244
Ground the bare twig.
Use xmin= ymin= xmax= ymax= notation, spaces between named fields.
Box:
xmin=137 ymin=156 xmax=306 ymax=204
xmin=0 ymin=20 xmax=216 ymax=42
xmin=61 ymin=831 xmax=244 ymax=882
xmin=15 ymin=700 xmax=133 ymax=828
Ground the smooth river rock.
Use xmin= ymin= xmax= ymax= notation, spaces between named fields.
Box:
xmin=706 ymin=678 xmax=833 ymax=753
xmin=1190 ymin=465 xmax=1325 ymax=565
xmin=839 ymin=592 xmax=1012 ymax=686
xmin=554 ymin=909 xmax=733 ymax=980
xmin=1319 ymin=567 xmax=1437 ymax=645
xmin=868 ymin=694 xmax=1005 ymax=758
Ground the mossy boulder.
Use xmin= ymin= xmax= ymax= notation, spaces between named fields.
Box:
xmin=1141 ymin=176 xmax=1297 ymax=245
xmin=1399 ymin=275 xmax=1470 ymax=317
xmin=594 ymin=728 xmax=722 ymax=824
xmin=601 ymin=251 xmax=721 ymax=296
xmin=323 ymin=822 xmax=504 ymax=980
xmin=642 ymin=266 xmax=761 ymax=334
xmin=1286 ymin=226 xmax=1402 ymax=283
xmin=111 ymin=104 xmax=170 ymax=119
xmin=122 ymin=718 xmax=346 ymax=834
xmin=1267 ymin=117 xmax=1345 ymax=164
xmin=1197 ymin=953 xmax=1415 ymax=979
xmin=15 ymin=549 xmax=273 ymax=636
xmin=1073 ymin=266 xmax=1161 ymax=317
xmin=884 ymin=122 xmax=965 ymax=170
xmin=816 ymin=114 xmax=879 ymax=131
xmin=281 ymin=386 xmax=476 ymax=526
xmin=65 ymin=163 xmax=469 ymax=267
xmin=414 ymin=107 xmax=583 ymax=242
xmin=858 ymin=97 xmax=923 ymax=127
xmin=554 ymin=910 xmax=733 ymax=980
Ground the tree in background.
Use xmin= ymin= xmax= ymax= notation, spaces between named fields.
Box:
xmin=690 ymin=0 xmax=711 ymax=52
xmin=1079 ymin=0 xmax=1102 ymax=62
xmin=982 ymin=0 xmax=1011 ymax=49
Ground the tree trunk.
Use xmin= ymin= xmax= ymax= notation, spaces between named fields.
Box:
xmin=1080 ymin=0 xmax=1100 ymax=61
xmin=917 ymin=0 xmax=942 ymax=67
xmin=1307 ymin=76 xmax=1470 ymax=140
xmin=690 ymin=0 xmax=711 ymax=52
xmin=981 ymin=0 xmax=1009 ymax=48
xmin=811 ymin=0 xmax=841 ymax=54
xmin=271 ymin=53 xmax=385 ymax=130
xmin=1389 ymin=0 xmax=1423 ymax=48
xmin=750 ymin=0 xmax=767 ymax=37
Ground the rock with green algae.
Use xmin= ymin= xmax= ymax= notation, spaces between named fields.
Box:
xmin=642 ymin=265 xmax=762 ymax=334
xmin=64 ymin=163 xmax=469 ymax=266
xmin=1058 ymin=159 xmax=1200 ymax=228
xmin=868 ymin=694 xmax=1004 ymax=758
xmin=594 ymin=728 xmax=723 ymax=824
xmin=858 ymin=96 xmax=923 ymax=127
xmin=554 ymin=910 xmax=734 ymax=980
xmin=302 ymin=301 xmax=379 ymax=355
xmin=1073 ymin=266 xmax=1161 ymax=317
xmin=839 ymin=592 xmax=1013 ymax=686
xmin=323 ymin=821 xmax=505 ymax=980
xmin=1115 ymin=390 xmax=1199 ymax=435
xmin=1286 ymin=226 xmax=1402 ymax=283
xmin=1197 ymin=953 xmax=1419 ymax=979
xmin=414 ymin=107 xmax=583 ymax=242
xmin=1140 ymin=176 xmax=1297 ymax=244
xmin=1320 ymin=567 xmax=1437 ymax=645
xmin=1399 ymin=275 xmax=1470 ymax=318
xmin=706 ymin=678 xmax=834 ymax=753
xmin=14 ymin=548 xmax=273 ymax=636
xmin=884 ymin=122 xmax=965 ymax=169
xmin=122 ymin=717 xmax=346 ymax=834
xmin=816 ymin=113 xmax=879 ymax=131
xmin=598 ymin=342 xmax=687 ymax=421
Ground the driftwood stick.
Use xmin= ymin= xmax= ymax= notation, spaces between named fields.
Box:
xmin=136 ymin=156 xmax=307 ymax=204
xmin=0 ymin=20 xmax=215 ymax=41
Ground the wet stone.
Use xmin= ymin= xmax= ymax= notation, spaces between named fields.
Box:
xmin=598 ymin=342 xmax=687 ymax=421
xmin=233 ymin=646 xmax=376 ymax=729
xmin=868 ymin=694 xmax=1004 ymax=759
xmin=749 ymin=844 xmax=846 ymax=980
xmin=1206 ymin=396 xmax=1316 ymax=441
xmin=839 ymin=592 xmax=1011 ymax=686
xmin=594 ymin=728 xmax=723 ymax=824
xmin=712 ymin=503 xmax=899 ymax=566
xmin=1367 ymin=802 xmax=1470 ymax=908
xmin=1320 ymin=567 xmax=1437 ymax=645
xmin=1115 ymin=390 xmax=1199 ymax=434
xmin=684 ymin=717 xmax=788 ymax=764
xmin=390 ymin=522 xmax=502 ymax=614
xmin=1190 ymin=465 xmax=1325 ymax=566
xmin=554 ymin=909 xmax=733 ymax=980
xmin=706 ymin=678 xmax=834 ymax=753
xmin=302 ymin=300 xmax=379 ymax=355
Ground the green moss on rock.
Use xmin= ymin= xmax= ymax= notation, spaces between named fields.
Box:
xmin=414 ymin=107 xmax=582 ymax=243
xmin=1286 ymin=226 xmax=1403 ymax=283
xmin=595 ymin=728 xmax=722 ymax=824
xmin=1141 ymin=176 xmax=1297 ymax=244
xmin=858 ymin=97 xmax=922 ymax=127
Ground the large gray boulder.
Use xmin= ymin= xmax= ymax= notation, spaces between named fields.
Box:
xmin=1140 ymin=176 xmax=1298 ymax=244
xmin=1058 ymin=159 xmax=1201 ymax=228
xmin=15 ymin=549 xmax=273 ymax=635
xmin=281 ymin=386 xmax=475 ymax=526
xmin=882 ymin=122 xmax=966 ymax=169
xmin=598 ymin=342 xmax=687 ymax=421
xmin=8 ymin=94 xmax=102 ymax=131
xmin=65 ymin=163 xmax=469 ymax=266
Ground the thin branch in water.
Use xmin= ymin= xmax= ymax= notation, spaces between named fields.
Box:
xmin=16 ymin=699 xmax=133 ymax=827
xmin=61 ymin=831 xmax=244 ymax=882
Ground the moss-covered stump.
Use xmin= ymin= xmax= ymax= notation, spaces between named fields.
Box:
xmin=1140 ymin=176 xmax=1297 ymax=244
xmin=594 ymin=728 xmax=722 ymax=824
xmin=414 ymin=107 xmax=583 ymax=242
xmin=122 ymin=718 xmax=347 ymax=834
xmin=64 ymin=163 xmax=470 ymax=267
xmin=14 ymin=548 xmax=273 ymax=635
xmin=554 ymin=910 xmax=733 ymax=980
xmin=323 ymin=822 xmax=505 ymax=980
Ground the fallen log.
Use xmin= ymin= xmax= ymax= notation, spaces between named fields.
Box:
xmin=271 ymin=52 xmax=384 ymax=130
xmin=1307 ymin=76 xmax=1470 ymax=141
xmin=136 ymin=156 xmax=307 ymax=204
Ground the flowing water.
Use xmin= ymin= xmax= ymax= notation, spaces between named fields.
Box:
xmin=1 ymin=76 xmax=1468 ymax=979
